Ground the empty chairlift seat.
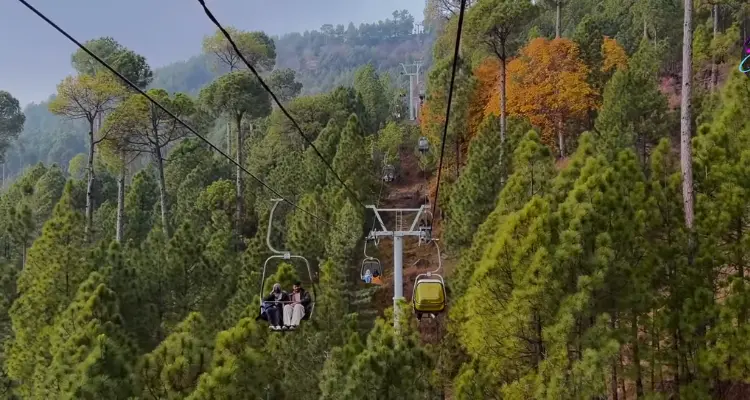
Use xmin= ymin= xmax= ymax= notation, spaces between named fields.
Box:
xmin=418 ymin=137 xmax=429 ymax=153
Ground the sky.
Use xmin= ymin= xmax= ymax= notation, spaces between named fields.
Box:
xmin=1 ymin=0 xmax=425 ymax=107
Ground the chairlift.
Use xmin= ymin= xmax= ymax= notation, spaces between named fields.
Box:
xmin=257 ymin=199 xmax=317 ymax=330
xmin=361 ymin=238 xmax=383 ymax=285
xmin=413 ymin=240 xmax=446 ymax=320
xmin=418 ymin=136 xmax=429 ymax=153
xmin=382 ymin=164 xmax=396 ymax=182
xmin=418 ymin=209 xmax=433 ymax=245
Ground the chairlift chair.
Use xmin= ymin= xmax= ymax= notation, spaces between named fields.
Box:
xmin=418 ymin=136 xmax=429 ymax=153
xmin=361 ymin=238 xmax=383 ymax=285
xmin=361 ymin=258 xmax=382 ymax=285
xmin=257 ymin=200 xmax=317 ymax=330
xmin=412 ymin=240 xmax=446 ymax=320
xmin=382 ymin=164 xmax=396 ymax=182
xmin=418 ymin=210 xmax=433 ymax=245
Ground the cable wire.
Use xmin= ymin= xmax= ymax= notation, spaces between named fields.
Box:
xmin=196 ymin=0 xmax=369 ymax=212
xmin=16 ymin=0 xmax=335 ymax=229
xmin=431 ymin=0 xmax=467 ymax=218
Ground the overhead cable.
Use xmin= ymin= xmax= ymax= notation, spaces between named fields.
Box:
xmin=431 ymin=0 xmax=467 ymax=218
xmin=196 ymin=0 xmax=369 ymax=212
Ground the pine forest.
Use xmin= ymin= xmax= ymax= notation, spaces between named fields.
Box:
xmin=1 ymin=0 xmax=750 ymax=398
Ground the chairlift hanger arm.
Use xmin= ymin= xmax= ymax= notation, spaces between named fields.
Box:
xmin=431 ymin=239 xmax=443 ymax=275
xmin=366 ymin=205 xmax=427 ymax=234
xmin=266 ymin=199 xmax=288 ymax=255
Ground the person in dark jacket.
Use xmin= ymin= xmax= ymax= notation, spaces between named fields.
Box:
xmin=263 ymin=283 xmax=288 ymax=330
xmin=283 ymin=281 xmax=311 ymax=329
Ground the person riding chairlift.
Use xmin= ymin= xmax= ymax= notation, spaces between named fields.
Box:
xmin=283 ymin=281 xmax=311 ymax=330
xmin=262 ymin=283 xmax=288 ymax=331
xmin=371 ymin=269 xmax=382 ymax=285
xmin=363 ymin=269 xmax=373 ymax=284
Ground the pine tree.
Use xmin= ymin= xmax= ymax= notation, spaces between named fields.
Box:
xmin=124 ymin=170 xmax=158 ymax=244
xmin=222 ymin=235 xmax=267 ymax=327
xmin=325 ymin=198 xmax=364 ymax=265
xmin=319 ymin=332 xmax=365 ymax=400
xmin=5 ymin=182 xmax=90 ymax=397
xmin=330 ymin=318 xmax=433 ymax=400
xmin=331 ymin=114 xmax=376 ymax=202
xmin=136 ymin=312 xmax=213 ymax=398
xmin=450 ymin=130 xmax=555 ymax=298
xmin=187 ymin=318 xmax=270 ymax=399
xmin=445 ymin=115 xmax=507 ymax=250
xmin=41 ymin=272 xmax=136 ymax=399
xmin=287 ymin=191 xmax=328 ymax=264
xmin=595 ymin=41 xmax=671 ymax=164
xmin=353 ymin=64 xmax=389 ymax=133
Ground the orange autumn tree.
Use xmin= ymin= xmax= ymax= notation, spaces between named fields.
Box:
xmin=468 ymin=58 xmax=501 ymax=142
xmin=489 ymin=37 xmax=596 ymax=158
xmin=602 ymin=36 xmax=628 ymax=73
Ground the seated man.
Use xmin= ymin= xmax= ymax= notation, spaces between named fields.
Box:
xmin=371 ymin=270 xmax=383 ymax=285
xmin=262 ymin=283 xmax=288 ymax=330
xmin=363 ymin=269 xmax=373 ymax=284
xmin=283 ymin=281 xmax=311 ymax=329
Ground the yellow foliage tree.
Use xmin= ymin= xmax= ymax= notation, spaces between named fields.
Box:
xmin=488 ymin=37 xmax=596 ymax=158
xmin=601 ymin=36 xmax=628 ymax=73
xmin=469 ymin=59 xmax=501 ymax=143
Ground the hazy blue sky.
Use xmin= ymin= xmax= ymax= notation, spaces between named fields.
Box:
xmin=1 ymin=0 xmax=424 ymax=107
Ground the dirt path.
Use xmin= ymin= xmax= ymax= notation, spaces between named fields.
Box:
xmin=368 ymin=147 xmax=447 ymax=344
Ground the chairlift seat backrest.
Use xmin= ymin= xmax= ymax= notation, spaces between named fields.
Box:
xmin=362 ymin=258 xmax=382 ymax=278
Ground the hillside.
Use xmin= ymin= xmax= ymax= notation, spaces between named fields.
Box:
xmin=2 ymin=0 xmax=750 ymax=398
xmin=5 ymin=9 xmax=432 ymax=186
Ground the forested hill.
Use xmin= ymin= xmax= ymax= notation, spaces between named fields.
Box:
xmin=8 ymin=9 xmax=430 ymax=185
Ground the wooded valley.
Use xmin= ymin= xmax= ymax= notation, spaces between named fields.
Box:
xmin=0 ymin=0 xmax=749 ymax=398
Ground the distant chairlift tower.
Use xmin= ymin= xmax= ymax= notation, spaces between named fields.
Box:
xmin=400 ymin=61 xmax=423 ymax=121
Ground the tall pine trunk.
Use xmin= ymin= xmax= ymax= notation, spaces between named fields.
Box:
xmin=611 ymin=315 xmax=619 ymax=400
xmin=557 ymin=117 xmax=565 ymax=158
xmin=681 ymin=0 xmax=695 ymax=231
xmin=633 ymin=315 xmax=644 ymax=397
xmin=500 ymin=45 xmax=507 ymax=144
xmin=115 ymin=151 xmax=126 ymax=243
xmin=85 ymin=121 xmax=95 ymax=238
xmin=235 ymin=113 xmax=244 ymax=236
xmin=153 ymin=143 xmax=170 ymax=237
xmin=555 ymin=1 xmax=561 ymax=38
xmin=710 ymin=4 xmax=719 ymax=92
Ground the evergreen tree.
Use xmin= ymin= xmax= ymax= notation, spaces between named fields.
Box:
xmin=136 ymin=312 xmax=213 ymax=399
xmin=595 ymin=41 xmax=671 ymax=165
xmin=319 ymin=332 xmax=365 ymax=399
xmin=329 ymin=318 xmax=433 ymax=400
xmin=331 ymin=115 xmax=376 ymax=202
xmin=40 ymin=272 xmax=136 ymax=399
xmin=187 ymin=318 xmax=270 ymax=399
xmin=222 ymin=235 xmax=266 ymax=327
xmin=445 ymin=115 xmax=507 ymax=250
xmin=353 ymin=64 xmax=389 ymax=133
xmin=5 ymin=182 xmax=89 ymax=397
xmin=286 ymin=191 xmax=328 ymax=264
xmin=124 ymin=170 xmax=158 ymax=244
